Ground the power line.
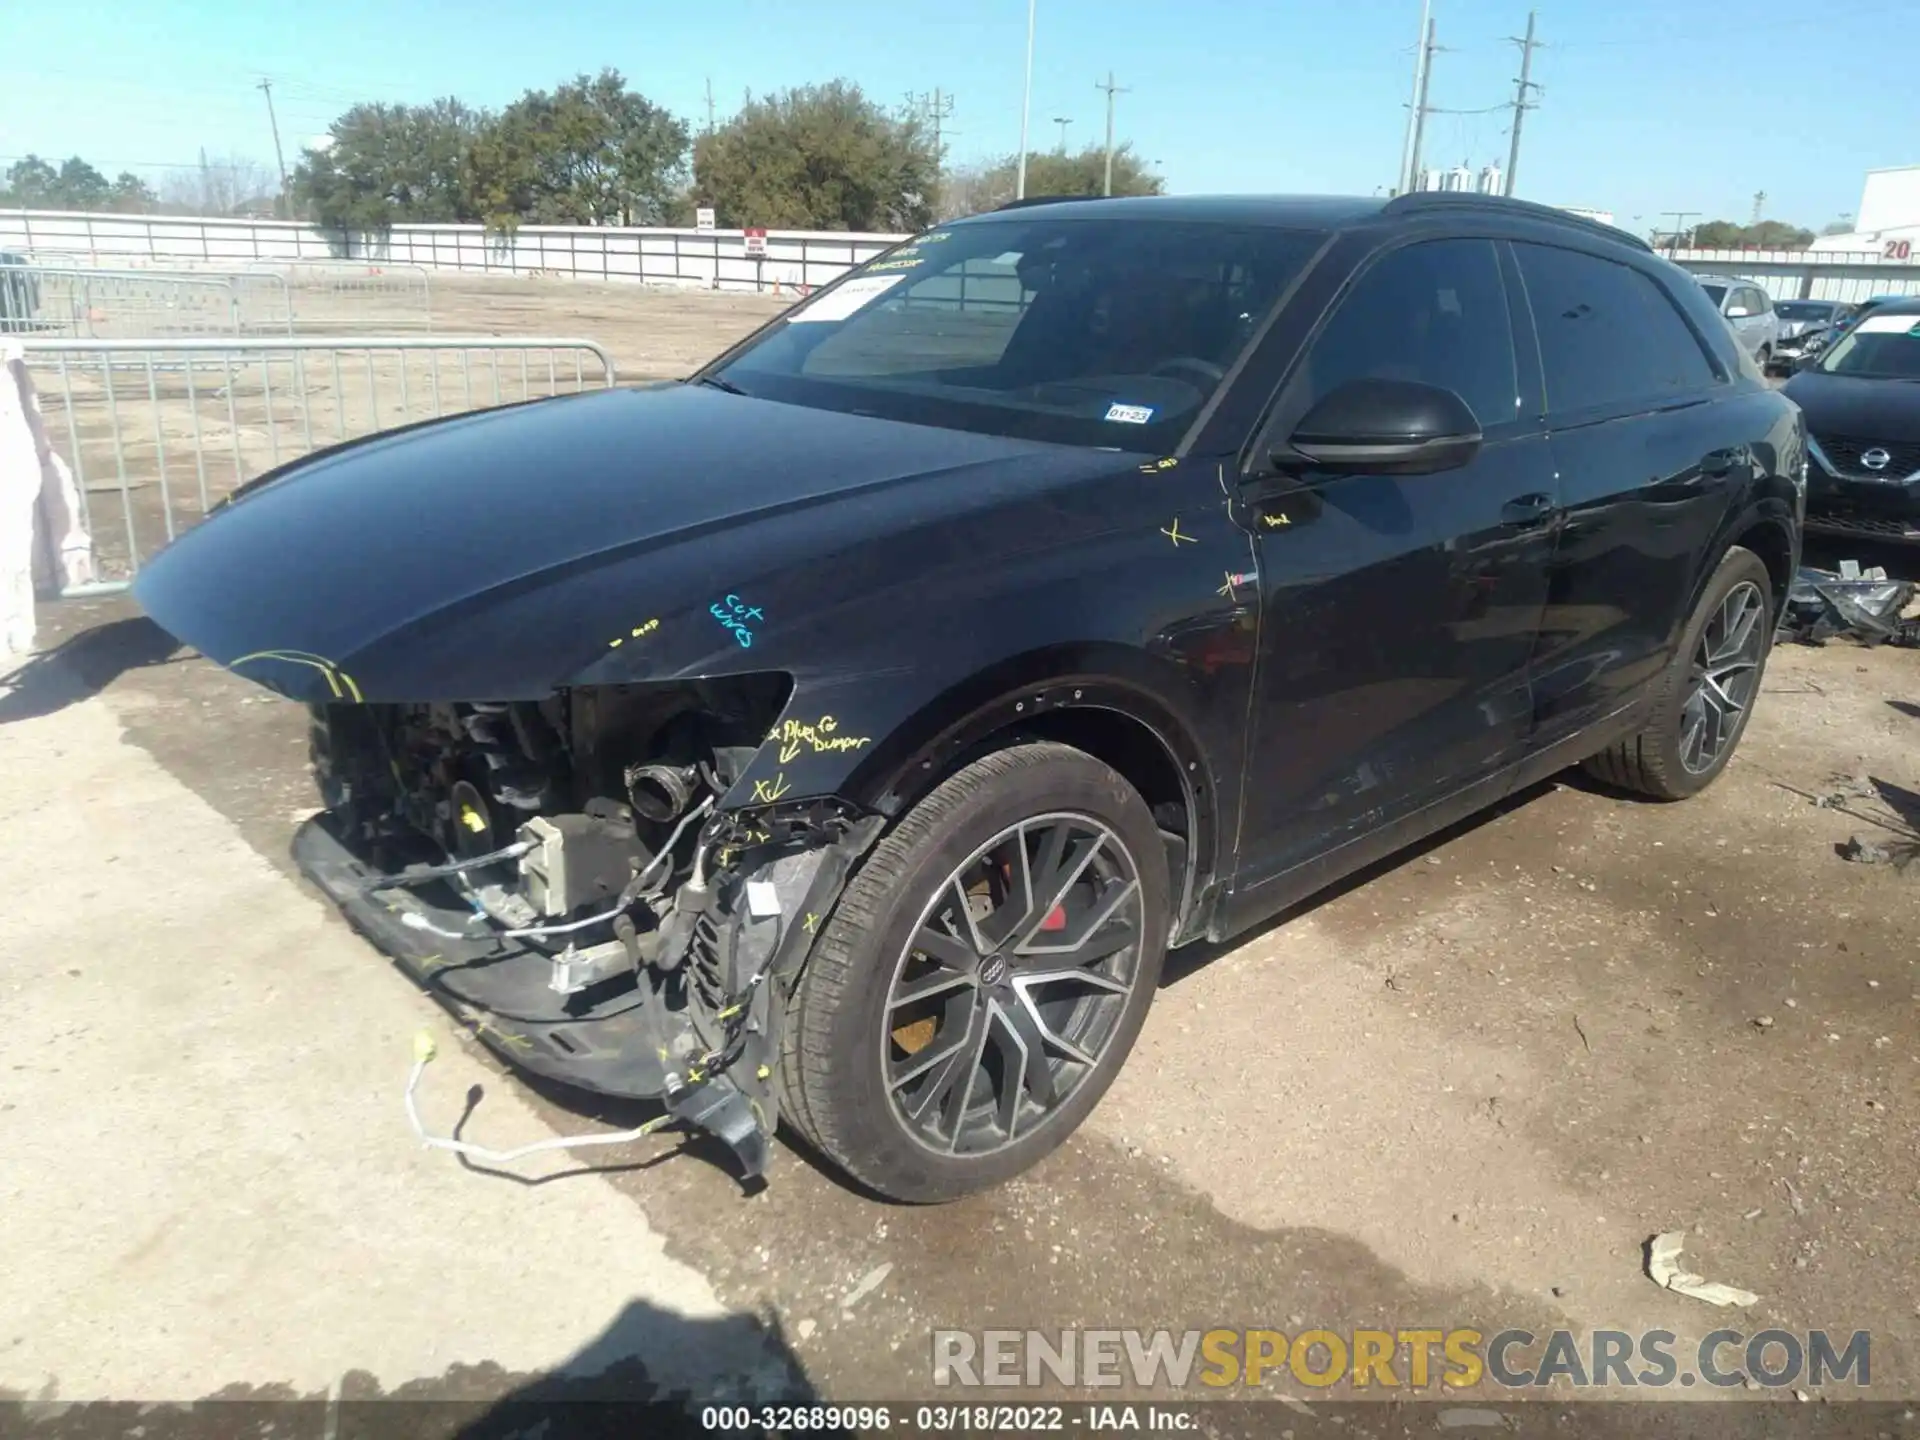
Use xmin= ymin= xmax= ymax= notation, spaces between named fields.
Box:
xmin=1502 ymin=10 xmax=1542 ymax=198
xmin=1095 ymin=72 xmax=1130 ymax=196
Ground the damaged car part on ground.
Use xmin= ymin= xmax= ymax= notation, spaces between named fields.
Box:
xmin=134 ymin=192 xmax=1803 ymax=1202
xmin=1777 ymin=564 xmax=1920 ymax=647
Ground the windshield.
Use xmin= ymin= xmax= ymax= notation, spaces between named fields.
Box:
xmin=1699 ymin=282 xmax=1728 ymax=306
xmin=1776 ymin=301 xmax=1837 ymax=321
xmin=1816 ymin=312 xmax=1920 ymax=379
xmin=710 ymin=218 xmax=1324 ymax=449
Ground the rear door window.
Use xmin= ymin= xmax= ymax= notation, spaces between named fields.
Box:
xmin=1514 ymin=243 xmax=1717 ymax=416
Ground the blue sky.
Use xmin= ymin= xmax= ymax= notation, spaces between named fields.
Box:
xmin=3 ymin=0 xmax=1915 ymax=233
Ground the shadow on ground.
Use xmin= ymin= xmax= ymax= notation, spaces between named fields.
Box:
xmin=0 ymin=617 xmax=183 ymax=724
xmin=0 ymin=1298 xmax=822 ymax=1438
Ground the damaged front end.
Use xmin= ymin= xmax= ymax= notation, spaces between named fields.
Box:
xmin=294 ymin=678 xmax=881 ymax=1184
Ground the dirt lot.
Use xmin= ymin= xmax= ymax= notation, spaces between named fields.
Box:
xmin=4 ymin=277 xmax=1918 ymax=1418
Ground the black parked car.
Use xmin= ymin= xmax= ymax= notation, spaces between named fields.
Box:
xmin=1784 ymin=295 xmax=1920 ymax=540
xmin=133 ymin=193 xmax=1805 ymax=1202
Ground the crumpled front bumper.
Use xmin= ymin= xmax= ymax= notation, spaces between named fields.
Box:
xmin=292 ymin=812 xmax=684 ymax=1099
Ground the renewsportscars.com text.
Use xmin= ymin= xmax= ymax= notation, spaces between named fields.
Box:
xmin=932 ymin=1328 xmax=1871 ymax=1391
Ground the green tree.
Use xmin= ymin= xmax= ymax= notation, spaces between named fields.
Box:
xmin=467 ymin=70 xmax=688 ymax=228
xmin=0 ymin=155 xmax=60 ymax=207
xmin=938 ymin=144 xmax=1162 ymax=220
xmin=692 ymin=81 xmax=938 ymax=231
xmin=1691 ymin=217 xmax=1815 ymax=249
xmin=294 ymin=99 xmax=488 ymax=229
xmin=54 ymin=157 xmax=111 ymax=209
xmin=108 ymin=172 xmax=157 ymax=212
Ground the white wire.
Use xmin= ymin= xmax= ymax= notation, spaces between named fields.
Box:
xmin=404 ymin=1058 xmax=672 ymax=1163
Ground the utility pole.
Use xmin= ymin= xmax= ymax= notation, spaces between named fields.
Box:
xmin=1016 ymin=0 xmax=1037 ymax=199
xmin=1751 ymin=189 xmax=1766 ymax=224
xmin=257 ymin=79 xmax=289 ymax=218
xmin=907 ymin=89 xmax=956 ymax=170
xmin=704 ymin=77 xmax=716 ymax=133
xmin=1053 ymin=116 xmax=1073 ymax=152
xmin=1407 ymin=13 xmax=1440 ymax=193
xmin=1660 ymin=210 xmax=1699 ymax=257
xmin=1396 ymin=0 xmax=1432 ymax=195
xmin=1502 ymin=11 xmax=1541 ymax=198
xmin=1096 ymin=71 xmax=1130 ymax=196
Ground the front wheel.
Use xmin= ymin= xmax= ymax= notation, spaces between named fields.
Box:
xmin=777 ymin=742 xmax=1169 ymax=1202
xmin=1582 ymin=546 xmax=1775 ymax=800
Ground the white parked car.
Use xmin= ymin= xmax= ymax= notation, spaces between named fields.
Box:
xmin=1694 ymin=277 xmax=1781 ymax=372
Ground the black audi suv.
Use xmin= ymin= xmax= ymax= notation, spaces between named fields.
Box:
xmin=134 ymin=193 xmax=1805 ymax=1201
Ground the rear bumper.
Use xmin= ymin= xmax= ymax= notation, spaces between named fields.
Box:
xmin=292 ymin=814 xmax=682 ymax=1099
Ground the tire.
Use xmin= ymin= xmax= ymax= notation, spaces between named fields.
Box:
xmin=777 ymin=741 xmax=1169 ymax=1202
xmin=1757 ymin=344 xmax=1773 ymax=374
xmin=1582 ymin=546 xmax=1775 ymax=800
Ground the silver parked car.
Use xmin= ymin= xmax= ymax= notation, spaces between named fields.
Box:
xmin=1695 ymin=277 xmax=1781 ymax=372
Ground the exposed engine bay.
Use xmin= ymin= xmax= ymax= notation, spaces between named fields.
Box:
xmin=293 ymin=679 xmax=881 ymax=1184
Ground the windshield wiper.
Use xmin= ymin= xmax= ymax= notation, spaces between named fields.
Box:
xmin=692 ymin=374 xmax=746 ymax=395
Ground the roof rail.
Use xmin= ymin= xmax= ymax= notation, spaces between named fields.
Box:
xmin=992 ymin=193 xmax=1124 ymax=212
xmin=1381 ymin=192 xmax=1652 ymax=252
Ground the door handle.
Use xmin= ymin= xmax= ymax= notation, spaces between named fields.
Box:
xmin=1500 ymin=493 xmax=1554 ymax=528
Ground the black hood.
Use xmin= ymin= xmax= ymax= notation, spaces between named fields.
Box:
xmin=1782 ymin=369 xmax=1920 ymax=445
xmin=133 ymin=383 xmax=1117 ymax=700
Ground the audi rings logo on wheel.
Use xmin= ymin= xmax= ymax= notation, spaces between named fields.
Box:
xmin=1861 ymin=447 xmax=1893 ymax=472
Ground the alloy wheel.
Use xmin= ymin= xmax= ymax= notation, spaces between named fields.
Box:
xmin=881 ymin=812 xmax=1145 ymax=1156
xmin=1679 ymin=579 xmax=1766 ymax=774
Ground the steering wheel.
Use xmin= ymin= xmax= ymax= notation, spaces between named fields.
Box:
xmin=1150 ymin=356 xmax=1226 ymax=388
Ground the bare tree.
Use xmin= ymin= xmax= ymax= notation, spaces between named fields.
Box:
xmin=159 ymin=152 xmax=280 ymax=216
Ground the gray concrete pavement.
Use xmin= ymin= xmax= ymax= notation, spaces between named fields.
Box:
xmin=0 ymin=695 xmax=789 ymax=1403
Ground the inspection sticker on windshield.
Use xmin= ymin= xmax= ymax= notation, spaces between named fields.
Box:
xmin=789 ymin=274 xmax=907 ymax=323
xmin=1104 ymin=402 xmax=1156 ymax=425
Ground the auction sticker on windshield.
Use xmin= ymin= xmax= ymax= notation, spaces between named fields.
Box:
xmin=790 ymin=274 xmax=908 ymax=323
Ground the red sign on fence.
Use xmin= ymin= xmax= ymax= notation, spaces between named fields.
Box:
xmin=743 ymin=227 xmax=768 ymax=258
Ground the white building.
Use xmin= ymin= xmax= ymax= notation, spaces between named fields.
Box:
xmin=1476 ymin=164 xmax=1504 ymax=195
xmin=1809 ymin=164 xmax=1920 ymax=254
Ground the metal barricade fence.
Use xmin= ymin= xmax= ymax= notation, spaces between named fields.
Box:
xmin=247 ymin=259 xmax=433 ymax=331
xmin=20 ymin=334 xmax=617 ymax=596
xmin=0 ymin=262 xmax=295 ymax=339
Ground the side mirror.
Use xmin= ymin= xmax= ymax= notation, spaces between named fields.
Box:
xmin=1278 ymin=378 xmax=1483 ymax=477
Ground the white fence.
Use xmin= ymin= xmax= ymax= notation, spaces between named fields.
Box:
xmin=1666 ymin=246 xmax=1920 ymax=304
xmin=11 ymin=209 xmax=1920 ymax=304
xmin=0 ymin=262 xmax=294 ymax=338
xmin=21 ymin=334 xmax=616 ymax=594
xmin=0 ymin=209 xmax=903 ymax=295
